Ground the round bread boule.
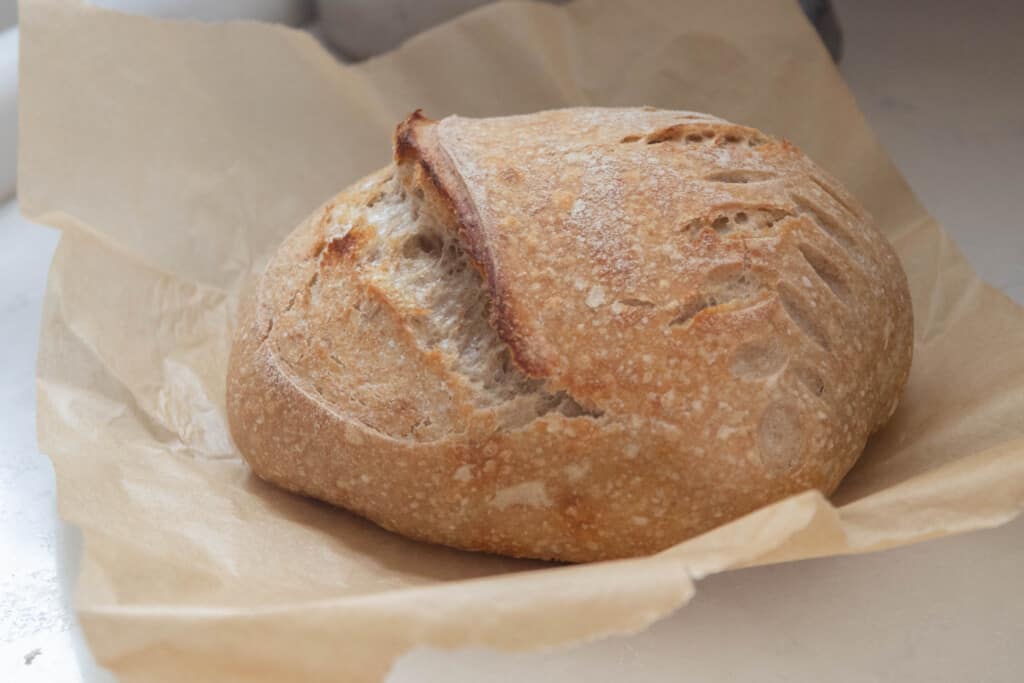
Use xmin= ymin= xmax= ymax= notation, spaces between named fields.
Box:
xmin=226 ymin=107 xmax=913 ymax=562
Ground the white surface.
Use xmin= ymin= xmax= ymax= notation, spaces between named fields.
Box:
xmin=88 ymin=0 xmax=313 ymax=24
xmin=2 ymin=1 xmax=1023 ymax=681
xmin=0 ymin=27 xmax=18 ymax=200
xmin=394 ymin=520 xmax=1024 ymax=682
xmin=0 ymin=205 xmax=73 ymax=681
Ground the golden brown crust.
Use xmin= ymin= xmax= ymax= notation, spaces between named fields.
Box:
xmin=226 ymin=107 xmax=913 ymax=562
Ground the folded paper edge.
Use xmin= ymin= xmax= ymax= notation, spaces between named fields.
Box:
xmin=74 ymin=558 xmax=696 ymax=683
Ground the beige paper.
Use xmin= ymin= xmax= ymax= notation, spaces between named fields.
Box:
xmin=20 ymin=0 xmax=1024 ymax=680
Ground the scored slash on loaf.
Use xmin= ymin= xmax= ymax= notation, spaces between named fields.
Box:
xmin=227 ymin=107 xmax=913 ymax=562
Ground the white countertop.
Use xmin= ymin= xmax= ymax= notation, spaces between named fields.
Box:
xmin=2 ymin=1 xmax=1022 ymax=681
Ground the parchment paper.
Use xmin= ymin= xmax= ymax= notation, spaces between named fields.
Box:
xmin=19 ymin=0 xmax=1024 ymax=680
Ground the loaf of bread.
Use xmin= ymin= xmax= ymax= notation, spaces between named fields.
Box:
xmin=227 ymin=107 xmax=912 ymax=562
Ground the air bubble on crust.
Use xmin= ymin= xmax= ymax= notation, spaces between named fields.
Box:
xmin=643 ymin=124 xmax=769 ymax=146
xmin=683 ymin=208 xmax=790 ymax=239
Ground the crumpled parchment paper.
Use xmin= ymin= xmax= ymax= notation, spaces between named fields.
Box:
xmin=19 ymin=0 xmax=1024 ymax=680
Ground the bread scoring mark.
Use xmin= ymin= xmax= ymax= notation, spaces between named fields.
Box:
xmin=395 ymin=109 xmax=549 ymax=379
xmin=669 ymin=298 xmax=709 ymax=327
xmin=642 ymin=122 xmax=769 ymax=147
xmin=777 ymin=283 xmax=830 ymax=350
xmin=792 ymin=363 xmax=827 ymax=399
xmin=357 ymin=157 xmax=605 ymax=430
xmin=274 ymin=161 xmax=608 ymax=444
xmin=378 ymin=174 xmax=547 ymax=408
xmin=670 ymin=266 xmax=765 ymax=327
xmin=809 ymin=175 xmax=861 ymax=218
xmin=531 ymin=390 xmax=604 ymax=422
xmin=491 ymin=481 xmax=551 ymax=510
xmin=791 ymin=193 xmax=857 ymax=253
xmin=683 ymin=207 xmax=791 ymax=239
xmin=798 ymin=243 xmax=849 ymax=302
xmin=757 ymin=403 xmax=802 ymax=472
xmin=704 ymin=169 xmax=776 ymax=184
xmin=731 ymin=341 xmax=788 ymax=380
